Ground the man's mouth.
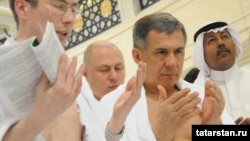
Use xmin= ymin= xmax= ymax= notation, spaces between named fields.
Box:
xmin=57 ymin=31 xmax=69 ymax=38
xmin=109 ymin=85 xmax=118 ymax=89
xmin=217 ymin=49 xmax=230 ymax=56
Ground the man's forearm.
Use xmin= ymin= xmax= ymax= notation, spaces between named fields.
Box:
xmin=3 ymin=115 xmax=45 ymax=141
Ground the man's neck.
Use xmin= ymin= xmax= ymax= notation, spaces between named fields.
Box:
xmin=145 ymin=84 xmax=179 ymax=101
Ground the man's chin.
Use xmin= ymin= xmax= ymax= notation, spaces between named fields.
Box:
xmin=60 ymin=39 xmax=67 ymax=48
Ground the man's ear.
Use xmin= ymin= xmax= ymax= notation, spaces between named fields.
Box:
xmin=15 ymin=0 xmax=30 ymax=20
xmin=83 ymin=66 xmax=87 ymax=77
xmin=132 ymin=48 xmax=142 ymax=64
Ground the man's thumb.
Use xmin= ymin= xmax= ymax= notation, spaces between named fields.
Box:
xmin=157 ymin=85 xmax=167 ymax=103
xmin=36 ymin=73 xmax=49 ymax=92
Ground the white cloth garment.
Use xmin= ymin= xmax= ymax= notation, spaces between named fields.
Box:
xmin=76 ymin=77 xmax=106 ymax=141
xmin=195 ymin=64 xmax=250 ymax=120
xmin=0 ymin=37 xmax=45 ymax=141
xmin=76 ymin=76 xmax=127 ymax=141
xmin=192 ymin=23 xmax=250 ymax=121
xmin=101 ymin=79 xmax=235 ymax=141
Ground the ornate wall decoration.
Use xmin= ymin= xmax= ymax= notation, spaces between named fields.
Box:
xmin=140 ymin=0 xmax=160 ymax=9
xmin=66 ymin=0 xmax=121 ymax=50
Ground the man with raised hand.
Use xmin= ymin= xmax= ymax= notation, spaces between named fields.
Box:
xmin=1 ymin=0 xmax=83 ymax=141
xmin=192 ymin=21 xmax=250 ymax=124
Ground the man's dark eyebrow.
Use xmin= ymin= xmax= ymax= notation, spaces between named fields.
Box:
xmin=155 ymin=48 xmax=167 ymax=51
xmin=178 ymin=47 xmax=185 ymax=50
xmin=204 ymin=33 xmax=215 ymax=40
xmin=153 ymin=48 xmax=166 ymax=53
xmin=221 ymin=30 xmax=230 ymax=35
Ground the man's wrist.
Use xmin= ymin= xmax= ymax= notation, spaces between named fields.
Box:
xmin=105 ymin=122 xmax=125 ymax=140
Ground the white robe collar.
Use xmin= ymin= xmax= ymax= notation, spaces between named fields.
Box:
xmin=210 ymin=63 xmax=239 ymax=81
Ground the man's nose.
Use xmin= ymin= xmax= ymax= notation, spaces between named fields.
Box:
xmin=63 ymin=8 xmax=76 ymax=25
xmin=109 ymin=69 xmax=118 ymax=81
xmin=165 ymin=53 xmax=177 ymax=67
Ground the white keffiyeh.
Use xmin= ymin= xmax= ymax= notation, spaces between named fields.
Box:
xmin=192 ymin=23 xmax=242 ymax=77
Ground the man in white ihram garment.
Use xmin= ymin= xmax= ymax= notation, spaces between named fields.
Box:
xmin=76 ymin=40 xmax=126 ymax=141
xmin=192 ymin=21 xmax=250 ymax=124
xmin=0 ymin=0 xmax=84 ymax=141
xmin=39 ymin=39 xmax=147 ymax=141
xmin=100 ymin=12 xmax=235 ymax=141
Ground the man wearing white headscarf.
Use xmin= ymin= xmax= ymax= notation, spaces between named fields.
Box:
xmin=192 ymin=21 xmax=250 ymax=124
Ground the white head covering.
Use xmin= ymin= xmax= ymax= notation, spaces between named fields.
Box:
xmin=192 ymin=21 xmax=243 ymax=76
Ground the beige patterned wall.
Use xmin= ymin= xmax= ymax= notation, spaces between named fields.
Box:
xmin=0 ymin=0 xmax=9 ymax=7
xmin=0 ymin=0 xmax=249 ymax=80
xmin=0 ymin=0 xmax=11 ymax=16
xmin=67 ymin=0 xmax=250 ymax=80
xmin=0 ymin=0 xmax=13 ymax=38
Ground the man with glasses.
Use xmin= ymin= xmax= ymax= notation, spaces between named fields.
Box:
xmin=0 ymin=0 xmax=83 ymax=141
